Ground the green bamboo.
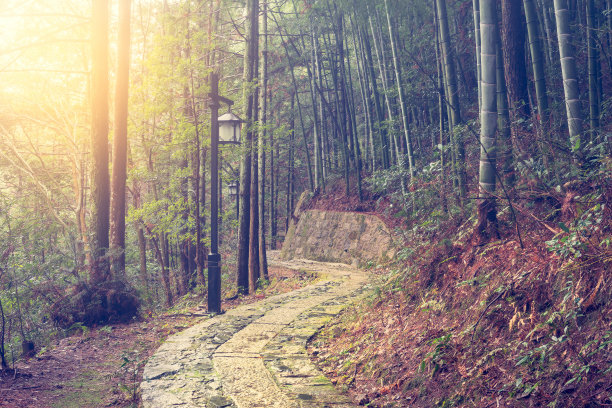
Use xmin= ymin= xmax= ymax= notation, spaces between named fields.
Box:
xmin=479 ymin=0 xmax=498 ymax=198
xmin=496 ymin=21 xmax=513 ymax=184
xmin=384 ymin=0 xmax=415 ymax=178
xmin=523 ymin=0 xmax=549 ymax=120
xmin=477 ymin=0 xmax=499 ymax=239
xmin=436 ymin=0 xmax=467 ymax=197
xmin=473 ymin=0 xmax=481 ymax=107
xmin=586 ymin=0 xmax=599 ymax=134
xmin=553 ymin=0 xmax=583 ymax=145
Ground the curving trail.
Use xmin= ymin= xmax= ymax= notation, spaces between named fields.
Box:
xmin=140 ymin=253 xmax=368 ymax=408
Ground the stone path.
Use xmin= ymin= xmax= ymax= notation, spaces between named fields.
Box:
xmin=140 ymin=254 xmax=369 ymax=408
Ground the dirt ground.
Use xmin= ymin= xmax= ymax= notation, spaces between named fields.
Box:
xmin=0 ymin=266 xmax=316 ymax=408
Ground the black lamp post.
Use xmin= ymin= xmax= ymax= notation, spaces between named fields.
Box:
xmin=208 ymin=73 xmax=241 ymax=314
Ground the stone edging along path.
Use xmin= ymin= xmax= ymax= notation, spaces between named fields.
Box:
xmin=140 ymin=254 xmax=369 ymax=408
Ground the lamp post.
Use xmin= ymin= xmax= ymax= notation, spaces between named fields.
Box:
xmin=208 ymin=73 xmax=241 ymax=314
xmin=228 ymin=181 xmax=239 ymax=219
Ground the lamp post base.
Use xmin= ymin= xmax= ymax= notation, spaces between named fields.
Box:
xmin=207 ymin=252 xmax=222 ymax=314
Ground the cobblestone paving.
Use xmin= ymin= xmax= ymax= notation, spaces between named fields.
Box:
xmin=141 ymin=254 xmax=369 ymax=408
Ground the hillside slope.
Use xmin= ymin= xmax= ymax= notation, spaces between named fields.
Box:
xmin=307 ymin=180 xmax=611 ymax=407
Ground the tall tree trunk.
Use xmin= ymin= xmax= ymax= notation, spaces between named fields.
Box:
xmin=524 ymin=0 xmax=549 ymax=122
xmin=91 ymin=0 xmax=110 ymax=283
xmin=497 ymin=28 xmax=514 ymax=184
xmin=360 ymin=24 xmax=389 ymax=169
xmin=370 ymin=12 xmax=401 ymax=167
xmin=350 ymin=14 xmax=375 ymax=172
xmin=586 ymin=0 xmax=600 ymax=135
xmin=110 ymin=0 xmax=130 ymax=278
xmin=344 ymin=19 xmax=363 ymax=201
xmin=179 ymin=85 xmax=192 ymax=296
xmin=259 ymin=0 xmax=268 ymax=278
xmin=248 ymin=0 xmax=261 ymax=293
xmin=554 ymin=0 xmax=584 ymax=145
xmin=477 ymin=0 xmax=499 ymax=240
xmin=285 ymin=94 xmax=295 ymax=234
xmin=435 ymin=11 xmax=449 ymax=213
xmin=271 ymin=11 xmax=314 ymax=191
xmin=538 ymin=0 xmax=556 ymax=67
xmin=309 ymin=20 xmax=324 ymax=191
xmin=150 ymin=234 xmax=172 ymax=306
xmin=384 ymin=0 xmax=415 ymax=178
xmin=237 ymin=0 xmax=259 ymax=295
xmin=436 ymin=0 xmax=467 ymax=197
xmin=314 ymin=34 xmax=330 ymax=178
xmin=187 ymin=41 xmax=204 ymax=290
xmin=269 ymin=98 xmax=276 ymax=250
xmin=337 ymin=11 xmax=355 ymax=196
xmin=473 ymin=0 xmax=482 ymax=108
xmin=502 ymin=0 xmax=531 ymax=128
xmin=137 ymin=225 xmax=148 ymax=299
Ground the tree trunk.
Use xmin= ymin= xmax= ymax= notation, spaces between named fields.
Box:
xmin=435 ymin=11 xmax=449 ymax=213
xmin=269 ymin=100 xmax=276 ymax=250
xmin=271 ymin=11 xmax=314 ymax=192
xmin=110 ymin=0 xmax=130 ymax=279
xmin=248 ymin=0 xmax=260 ymax=293
xmin=285 ymin=94 xmax=295 ymax=234
xmin=477 ymin=0 xmax=500 ymax=241
xmin=237 ymin=0 xmax=259 ymax=295
xmin=554 ymin=0 xmax=584 ymax=144
xmin=259 ymin=0 xmax=268 ymax=278
xmin=350 ymin=14 xmax=375 ymax=172
xmin=384 ymin=0 xmax=415 ymax=178
xmin=436 ymin=0 xmax=467 ymax=197
xmin=524 ymin=0 xmax=549 ymax=122
xmin=360 ymin=25 xmax=389 ymax=169
xmin=369 ymin=12 xmax=401 ymax=167
xmin=501 ymin=0 xmax=531 ymax=125
xmin=91 ymin=0 xmax=110 ymax=284
xmin=497 ymin=28 xmax=514 ymax=184
xmin=344 ymin=17 xmax=363 ymax=201
xmin=151 ymin=234 xmax=172 ymax=307
xmin=137 ymin=226 xmax=148 ymax=299
xmin=586 ymin=0 xmax=599 ymax=135
xmin=310 ymin=23 xmax=324 ymax=192
xmin=473 ymin=0 xmax=482 ymax=108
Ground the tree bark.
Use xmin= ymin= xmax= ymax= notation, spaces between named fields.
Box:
xmin=496 ymin=27 xmax=514 ymax=184
xmin=586 ymin=0 xmax=599 ymax=135
xmin=259 ymin=0 xmax=268 ymax=279
xmin=110 ymin=0 xmax=131 ymax=278
xmin=248 ymin=0 xmax=260 ymax=292
xmin=90 ymin=0 xmax=110 ymax=283
xmin=524 ymin=0 xmax=549 ymax=121
xmin=384 ymin=0 xmax=415 ymax=178
xmin=436 ymin=0 xmax=467 ymax=197
xmin=501 ymin=0 xmax=531 ymax=123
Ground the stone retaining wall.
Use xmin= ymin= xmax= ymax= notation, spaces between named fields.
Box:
xmin=280 ymin=209 xmax=395 ymax=266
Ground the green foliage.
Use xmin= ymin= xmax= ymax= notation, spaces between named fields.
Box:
xmin=419 ymin=333 xmax=452 ymax=377
xmin=546 ymin=196 xmax=606 ymax=259
xmin=117 ymin=352 xmax=142 ymax=403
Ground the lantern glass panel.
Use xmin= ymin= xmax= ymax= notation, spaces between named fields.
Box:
xmin=218 ymin=111 xmax=242 ymax=144
xmin=228 ymin=182 xmax=238 ymax=198
xmin=219 ymin=121 xmax=235 ymax=143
